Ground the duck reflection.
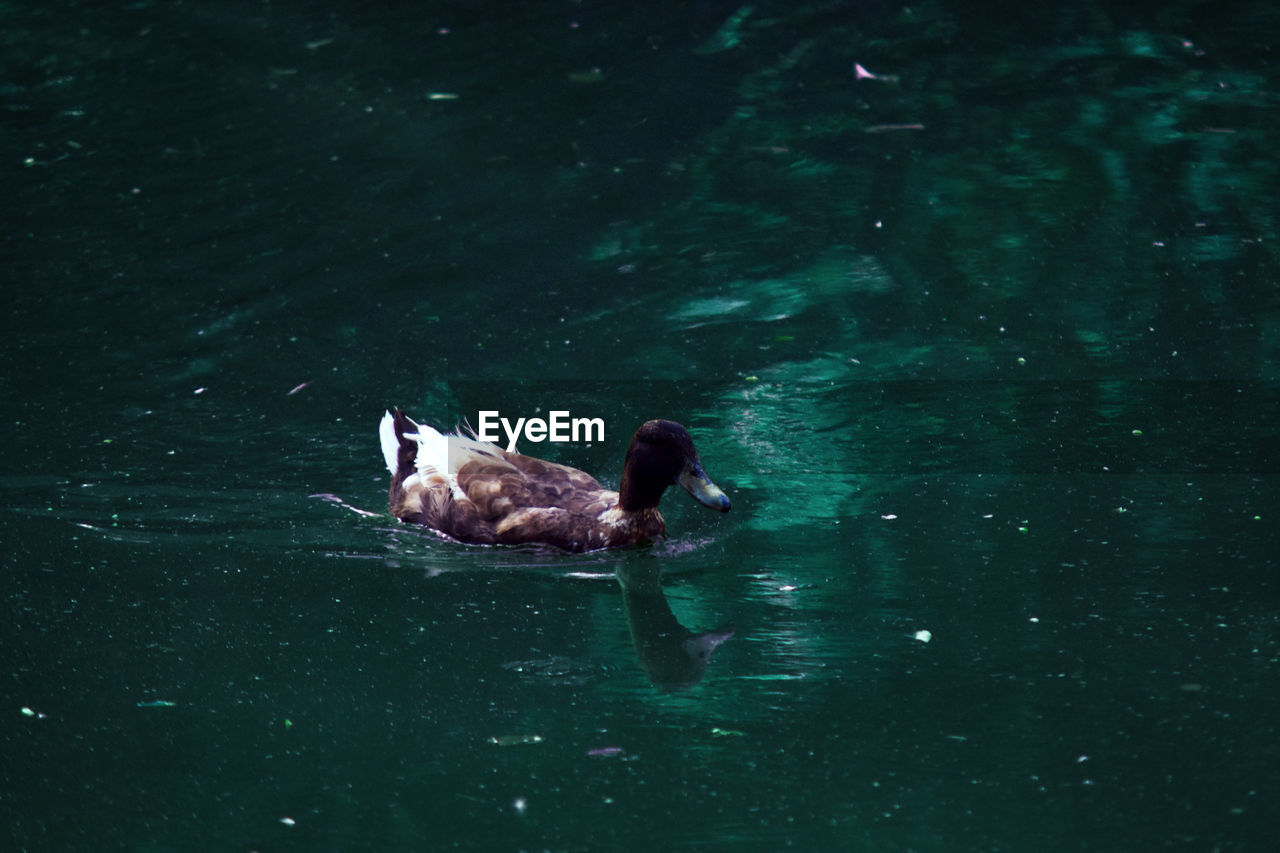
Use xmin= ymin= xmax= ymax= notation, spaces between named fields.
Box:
xmin=616 ymin=562 xmax=734 ymax=691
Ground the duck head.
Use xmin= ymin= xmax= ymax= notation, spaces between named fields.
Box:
xmin=617 ymin=420 xmax=732 ymax=513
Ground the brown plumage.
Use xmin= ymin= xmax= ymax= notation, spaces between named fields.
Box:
xmin=379 ymin=409 xmax=730 ymax=552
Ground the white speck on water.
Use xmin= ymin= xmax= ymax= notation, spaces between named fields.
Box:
xmin=913 ymin=630 xmax=932 ymax=643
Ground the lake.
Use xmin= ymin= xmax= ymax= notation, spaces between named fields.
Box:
xmin=4 ymin=1 xmax=1277 ymax=850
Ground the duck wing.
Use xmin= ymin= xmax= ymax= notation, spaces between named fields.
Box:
xmin=454 ymin=445 xmax=611 ymax=520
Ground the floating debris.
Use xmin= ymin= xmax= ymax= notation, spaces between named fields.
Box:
xmin=913 ymin=630 xmax=932 ymax=643
xmin=489 ymin=734 xmax=544 ymax=746
xmin=864 ymin=123 xmax=925 ymax=134
xmin=587 ymin=746 xmax=623 ymax=757
xmin=853 ymin=63 xmax=901 ymax=83
xmin=136 ymin=700 xmax=177 ymax=708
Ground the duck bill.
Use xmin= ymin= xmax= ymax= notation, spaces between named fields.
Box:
xmin=678 ymin=459 xmax=732 ymax=512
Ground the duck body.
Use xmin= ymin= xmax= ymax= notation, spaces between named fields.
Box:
xmin=379 ymin=409 xmax=730 ymax=552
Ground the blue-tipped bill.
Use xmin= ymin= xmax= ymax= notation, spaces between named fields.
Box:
xmin=678 ymin=459 xmax=731 ymax=512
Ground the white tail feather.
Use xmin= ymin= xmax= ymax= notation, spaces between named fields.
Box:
xmin=381 ymin=410 xmax=514 ymax=502
xmin=411 ymin=421 xmax=451 ymax=476
xmin=379 ymin=410 xmax=403 ymax=475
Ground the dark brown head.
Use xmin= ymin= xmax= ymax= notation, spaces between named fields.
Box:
xmin=617 ymin=420 xmax=732 ymax=513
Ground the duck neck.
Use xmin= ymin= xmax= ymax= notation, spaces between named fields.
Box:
xmin=618 ymin=468 xmax=666 ymax=512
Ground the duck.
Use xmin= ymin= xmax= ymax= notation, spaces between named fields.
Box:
xmin=379 ymin=409 xmax=731 ymax=552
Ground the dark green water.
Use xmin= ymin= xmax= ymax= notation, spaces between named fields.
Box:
xmin=4 ymin=1 xmax=1278 ymax=850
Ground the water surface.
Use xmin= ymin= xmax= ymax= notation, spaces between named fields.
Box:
xmin=5 ymin=1 xmax=1278 ymax=850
